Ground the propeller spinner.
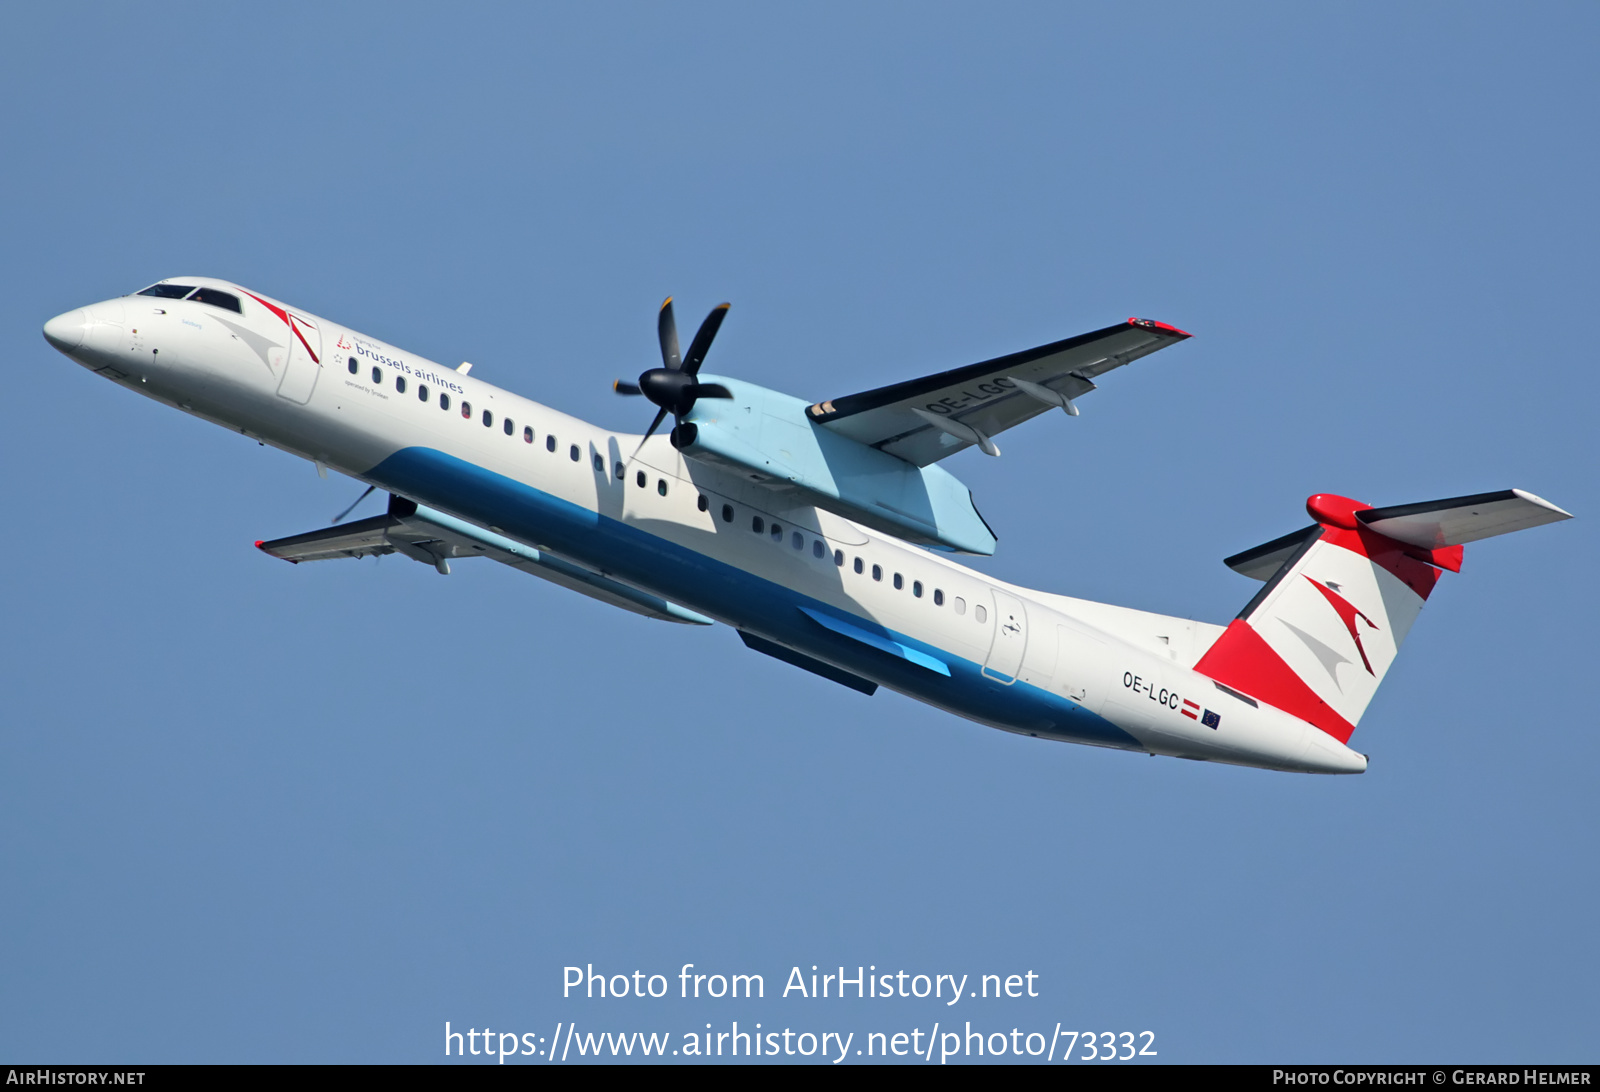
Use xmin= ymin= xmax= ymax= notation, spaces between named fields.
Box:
xmin=614 ymin=297 xmax=732 ymax=451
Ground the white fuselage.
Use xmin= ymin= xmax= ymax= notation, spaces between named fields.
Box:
xmin=44 ymin=279 xmax=1367 ymax=774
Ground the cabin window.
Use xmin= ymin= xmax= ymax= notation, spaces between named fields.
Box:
xmin=789 ymin=531 xmax=801 ymax=550
xmin=872 ymin=564 xmax=882 ymax=582
xmin=853 ymin=557 xmax=863 ymax=574
xmin=933 ymin=588 xmax=944 ymax=606
xmin=752 ymin=516 xmax=764 ymax=534
xmin=975 ymin=604 xmax=988 ymax=623
xmin=440 ymin=393 xmax=451 ymax=411
xmin=893 ymin=573 xmax=903 ymax=590
xmin=913 ymin=580 xmax=923 ymax=598
xmin=524 ymin=426 xmax=534 ymax=443
xmin=504 ymin=417 xmax=515 ymax=436
xmin=954 ymin=596 xmax=966 ymax=615
xmin=834 ymin=549 xmax=844 ymax=567
xmin=812 ymin=540 xmax=825 ymax=559
xmin=770 ymin=523 xmax=783 ymax=542
xmin=396 ymin=376 xmax=407 ymax=394
xmin=347 ymin=357 xmax=358 ymax=375
xmin=418 ymin=385 xmax=429 ymax=403
xmin=656 ymin=478 xmax=667 ymax=495
xmin=462 ymin=401 xmax=472 ymax=419
xmin=722 ymin=504 xmax=734 ymax=523
xmin=697 ymin=494 xmax=709 ymax=512
xmin=615 ymin=462 xmax=626 ymax=479
xmin=482 ymin=409 xmax=493 ymax=427
xmin=570 ymin=445 xmax=580 ymax=462
xmin=636 ymin=471 xmax=647 ymax=488
xmin=372 ymin=366 xmax=383 ymax=384
xmin=546 ymin=434 xmax=556 ymax=452
xmin=137 ymin=283 xmax=196 ymax=299
xmin=595 ymin=452 xmax=606 ymax=473
xmin=188 ymin=287 xmax=242 ymax=313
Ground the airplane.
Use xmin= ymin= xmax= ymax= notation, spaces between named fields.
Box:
xmin=41 ymin=278 xmax=1573 ymax=774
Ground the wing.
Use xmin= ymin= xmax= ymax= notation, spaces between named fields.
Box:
xmin=256 ymin=502 xmax=712 ymax=625
xmin=806 ymin=318 xmax=1191 ymax=465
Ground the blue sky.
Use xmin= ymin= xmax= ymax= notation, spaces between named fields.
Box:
xmin=2 ymin=3 xmax=1596 ymax=1063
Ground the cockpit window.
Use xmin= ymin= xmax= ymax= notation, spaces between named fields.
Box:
xmin=187 ymin=288 xmax=242 ymax=313
xmin=137 ymin=283 xmax=196 ymax=299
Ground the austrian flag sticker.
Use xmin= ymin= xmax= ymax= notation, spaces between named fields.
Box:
xmin=1181 ymin=699 xmax=1200 ymax=720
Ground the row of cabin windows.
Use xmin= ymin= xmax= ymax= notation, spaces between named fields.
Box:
xmin=344 ymin=355 xmax=979 ymax=611
xmin=345 ymin=357 xmax=980 ymax=610
xmin=347 ymin=357 xmax=678 ymax=494
xmin=349 ymin=355 xmax=592 ymax=463
xmin=698 ymin=496 xmax=985 ymax=622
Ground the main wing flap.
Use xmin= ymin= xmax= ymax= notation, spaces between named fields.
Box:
xmin=806 ymin=318 xmax=1190 ymax=465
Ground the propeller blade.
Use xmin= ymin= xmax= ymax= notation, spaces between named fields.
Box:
xmin=631 ymin=406 xmax=671 ymax=460
xmin=657 ymin=297 xmax=682 ymax=371
xmin=682 ymin=303 xmax=730 ymax=377
xmin=331 ymin=484 xmax=376 ymax=524
xmin=691 ymin=382 xmax=733 ymax=400
xmin=613 ymin=380 xmax=642 ymax=395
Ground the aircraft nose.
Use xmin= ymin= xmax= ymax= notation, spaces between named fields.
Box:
xmin=43 ymin=308 xmax=88 ymax=352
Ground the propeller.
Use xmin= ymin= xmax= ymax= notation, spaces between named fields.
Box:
xmin=331 ymin=484 xmax=376 ymax=524
xmin=614 ymin=297 xmax=733 ymax=453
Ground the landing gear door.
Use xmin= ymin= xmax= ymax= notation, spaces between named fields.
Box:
xmin=277 ymin=312 xmax=322 ymax=404
xmin=982 ymin=589 xmax=1028 ymax=684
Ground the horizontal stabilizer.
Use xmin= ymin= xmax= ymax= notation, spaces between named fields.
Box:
xmin=257 ymin=497 xmax=712 ymax=625
xmin=1225 ymin=489 xmax=1572 ymax=581
xmin=1225 ymin=525 xmax=1319 ymax=582
xmin=1357 ymin=489 xmax=1572 ymax=549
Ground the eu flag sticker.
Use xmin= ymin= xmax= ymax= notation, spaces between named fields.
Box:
xmin=1201 ymin=710 xmax=1221 ymax=729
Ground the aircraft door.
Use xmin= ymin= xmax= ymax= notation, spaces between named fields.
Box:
xmin=982 ymin=589 xmax=1028 ymax=683
xmin=276 ymin=312 xmax=322 ymax=404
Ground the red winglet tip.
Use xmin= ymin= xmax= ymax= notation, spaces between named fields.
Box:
xmin=1128 ymin=317 xmax=1192 ymax=338
xmin=254 ymin=540 xmax=266 ymax=549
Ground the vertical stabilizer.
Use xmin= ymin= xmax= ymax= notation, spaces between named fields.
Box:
xmin=1194 ymin=490 xmax=1569 ymax=743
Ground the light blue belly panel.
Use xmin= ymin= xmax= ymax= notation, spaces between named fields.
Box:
xmin=368 ymin=446 xmax=1139 ymax=750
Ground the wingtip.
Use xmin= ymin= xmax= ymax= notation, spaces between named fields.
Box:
xmin=1129 ymin=317 xmax=1192 ymax=338
xmin=1511 ymin=489 xmax=1575 ymax=520
xmin=660 ymin=296 xmax=673 ymax=310
xmin=256 ymin=540 xmax=298 ymax=563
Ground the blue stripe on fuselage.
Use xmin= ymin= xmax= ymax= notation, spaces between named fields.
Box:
xmin=369 ymin=446 xmax=1139 ymax=750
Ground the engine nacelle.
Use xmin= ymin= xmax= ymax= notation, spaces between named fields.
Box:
xmin=676 ymin=376 xmax=997 ymax=555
